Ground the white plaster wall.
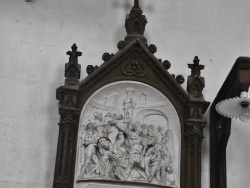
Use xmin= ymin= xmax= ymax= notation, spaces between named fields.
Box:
xmin=227 ymin=119 xmax=250 ymax=188
xmin=0 ymin=0 xmax=250 ymax=188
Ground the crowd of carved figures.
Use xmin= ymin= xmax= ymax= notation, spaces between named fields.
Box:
xmin=78 ymin=111 xmax=175 ymax=186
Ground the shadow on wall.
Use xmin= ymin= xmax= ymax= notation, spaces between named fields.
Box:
xmin=26 ymin=0 xmax=37 ymax=3
xmin=44 ymin=57 xmax=65 ymax=185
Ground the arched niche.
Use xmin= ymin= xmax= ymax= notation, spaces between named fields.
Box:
xmin=75 ymin=81 xmax=181 ymax=188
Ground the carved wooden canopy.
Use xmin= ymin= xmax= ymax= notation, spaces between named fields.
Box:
xmin=53 ymin=1 xmax=210 ymax=188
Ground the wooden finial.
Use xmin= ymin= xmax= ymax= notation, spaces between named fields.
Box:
xmin=66 ymin=43 xmax=82 ymax=60
xmin=134 ymin=0 xmax=139 ymax=8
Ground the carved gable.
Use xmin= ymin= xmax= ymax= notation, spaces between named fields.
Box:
xmin=79 ymin=40 xmax=189 ymax=111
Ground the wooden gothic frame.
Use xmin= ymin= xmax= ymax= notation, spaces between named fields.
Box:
xmin=53 ymin=1 xmax=210 ymax=188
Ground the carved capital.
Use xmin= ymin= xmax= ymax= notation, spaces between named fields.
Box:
xmin=59 ymin=108 xmax=80 ymax=124
xmin=185 ymin=119 xmax=206 ymax=140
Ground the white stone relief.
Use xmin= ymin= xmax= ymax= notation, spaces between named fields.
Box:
xmin=76 ymin=81 xmax=180 ymax=188
xmin=138 ymin=92 xmax=148 ymax=105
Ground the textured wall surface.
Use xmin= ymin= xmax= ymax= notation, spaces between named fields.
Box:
xmin=0 ymin=0 xmax=250 ymax=188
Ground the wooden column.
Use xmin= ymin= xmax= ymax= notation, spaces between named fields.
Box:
xmin=53 ymin=44 xmax=82 ymax=188
xmin=186 ymin=57 xmax=210 ymax=188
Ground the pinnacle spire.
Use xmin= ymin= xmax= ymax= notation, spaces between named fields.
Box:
xmin=64 ymin=44 xmax=82 ymax=87
xmin=187 ymin=56 xmax=205 ymax=99
xmin=124 ymin=0 xmax=147 ymax=45
xmin=134 ymin=0 xmax=139 ymax=7
xmin=188 ymin=56 xmax=205 ymax=78
xmin=130 ymin=0 xmax=142 ymax=14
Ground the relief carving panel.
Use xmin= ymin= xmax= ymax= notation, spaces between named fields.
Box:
xmin=76 ymin=81 xmax=180 ymax=188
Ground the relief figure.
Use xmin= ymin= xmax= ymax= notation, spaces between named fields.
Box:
xmin=79 ymin=123 xmax=100 ymax=178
